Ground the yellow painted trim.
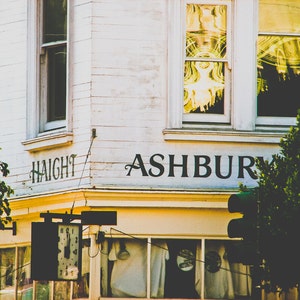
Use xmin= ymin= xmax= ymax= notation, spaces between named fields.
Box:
xmin=9 ymin=188 xmax=233 ymax=218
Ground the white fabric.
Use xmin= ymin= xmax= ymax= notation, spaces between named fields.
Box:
xmin=108 ymin=239 xmax=169 ymax=298
xmin=150 ymin=241 xmax=169 ymax=298
xmin=205 ymin=244 xmax=235 ymax=299
xmin=230 ymin=263 xmax=251 ymax=297
xmin=109 ymin=239 xmax=147 ymax=297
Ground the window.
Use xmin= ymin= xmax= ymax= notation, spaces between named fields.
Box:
xmin=100 ymin=238 xmax=252 ymax=299
xmin=40 ymin=0 xmax=68 ymax=132
xmin=256 ymin=0 xmax=300 ymax=126
xmin=0 ymin=241 xmax=89 ymax=300
xmin=168 ymin=0 xmax=299 ymax=134
xmin=184 ymin=1 xmax=231 ymax=124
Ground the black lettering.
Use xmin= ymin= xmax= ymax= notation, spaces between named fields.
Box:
xmin=238 ymin=156 xmax=257 ymax=179
xmin=52 ymin=157 xmax=60 ymax=180
xmin=194 ymin=155 xmax=211 ymax=177
xmin=40 ymin=160 xmax=48 ymax=182
xmin=215 ymin=155 xmax=232 ymax=179
xmin=149 ymin=154 xmax=164 ymax=177
xmin=125 ymin=154 xmax=148 ymax=176
xmin=60 ymin=156 xmax=69 ymax=178
xmin=69 ymin=154 xmax=76 ymax=176
xmin=168 ymin=155 xmax=188 ymax=177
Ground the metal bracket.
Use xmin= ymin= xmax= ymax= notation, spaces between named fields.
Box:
xmin=2 ymin=221 xmax=17 ymax=235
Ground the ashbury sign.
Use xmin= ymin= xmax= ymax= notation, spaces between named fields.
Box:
xmin=125 ymin=154 xmax=264 ymax=179
xmin=30 ymin=153 xmax=265 ymax=183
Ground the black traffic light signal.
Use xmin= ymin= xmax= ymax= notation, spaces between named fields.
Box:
xmin=227 ymin=190 xmax=260 ymax=265
xmin=227 ymin=191 xmax=258 ymax=239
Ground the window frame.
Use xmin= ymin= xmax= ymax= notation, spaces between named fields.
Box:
xmin=25 ymin=0 xmax=73 ymax=150
xmin=167 ymin=0 xmax=297 ymax=135
xmin=100 ymin=237 xmax=252 ymax=300
xmin=183 ymin=0 xmax=232 ymax=125
xmin=39 ymin=0 xmax=69 ymax=133
xmin=256 ymin=0 xmax=300 ymax=127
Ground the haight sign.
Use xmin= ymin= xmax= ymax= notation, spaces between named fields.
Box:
xmin=125 ymin=154 xmax=265 ymax=179
xmin=31 ymin=155 xmax=76 ymax=183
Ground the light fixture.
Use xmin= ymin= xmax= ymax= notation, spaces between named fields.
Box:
xmin=117 ymin=240 xmax=130 ymax=260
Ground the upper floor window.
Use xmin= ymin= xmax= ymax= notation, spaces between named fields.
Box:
xmin=184 ymin=1 xmax=231 ymax=124
xmin=256 ymin=0 xmax=300 ymax=126
xmin=168 ymin=0 xmax=299 ymax=133
xmin=40 ymin=0 xmax=68 ymax=132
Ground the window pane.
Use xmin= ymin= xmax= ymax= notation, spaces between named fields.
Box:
xmin=102 ymin=238 xmax=147 ymax=297
xmin=54 ymin=281 xmax=71 ymax=300
xmin=186 ymin=4 xmax=227 ymax=59
xmin=0 ymin=248 xmax=15 ymax=298
xmin=257 ymin=36 xmax=300 ymax=117
xmin=17 ymin=246 xmax=33 ymax=299
xmin=43 ymin=0 xmax=67 ymax=43
xmin=205 ymin=240 xmax=251 ymax=299
xmin=48 ymin=45 xmax=67 ymax=123
xmin=259 ymin=0 xmax=300 ymax=33
xmin=35 ymin=281 xmax=51 ymax=300
xmin=164 ymin=239 xmax=200 ymax=298
xmin=184 ymin=61 xmax=225 ymax=114
xmin=185 ymin=4 xmax=227 ymax=117
xmin=258 ymin=0 xmax=300 ymax=118
xmin=150 ymin=240 xmax=169 ymax=298
xmin=72 ymin=239 xmax=90 ymax=299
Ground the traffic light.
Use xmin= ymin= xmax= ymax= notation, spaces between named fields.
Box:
xmin=227 ymin=190 xmax=260 ymax=265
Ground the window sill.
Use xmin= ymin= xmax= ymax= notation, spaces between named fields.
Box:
xmin=163 ymin=129 xmax=284 ymax=144
xmin=22 ymin=131 xmax=73 ymax=152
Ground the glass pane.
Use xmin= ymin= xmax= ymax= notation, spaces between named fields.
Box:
xmin=186 ymin=4 xmax=227 ymax=59
xmin=257 ymin=36 xmax=300 ymax=117
xmin=43 ymin=0 xmax=67 ymax=43
xmin=48 ymin=45 xmax=67 ymax=122
xmin=184 ymin=61 xmax=225 ymax=114
xmin=35 ymin=281 xmax=51 ymax=300
xmin=259 ymin=0 xmax=300 ymax=33
xmin=150 ymin=240 xmax=169 ymax=298
xmin=205 ymin=240 xmax=251 ymax=299
xmin=72 ymin=239 xmax=90 ymax=299
xmin=54 ymin=281 xmax=71 ymax=300
xmin=17 ymin=246 xmax=33 ymax=300
xmin=0 ymin=248 xmax=15 ymax=298
xmin=164 ymin=239 xmax=200 ymax=298
xmin=103 ymin=238 xmax=147 ymax=297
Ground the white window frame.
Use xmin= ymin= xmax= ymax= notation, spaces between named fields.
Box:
xmin=183 ymin=0 xmax=232 ymax=125
xmin=39 ymin=0 xmax=69 ymax=133
xmin=26 ymin=0 xmax=72 ymax=143
xmin=167 ymin=0 xmax=295 ymax=135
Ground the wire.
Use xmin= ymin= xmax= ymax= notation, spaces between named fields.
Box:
xmin=70 ymin=131 xmax=96 ymax=214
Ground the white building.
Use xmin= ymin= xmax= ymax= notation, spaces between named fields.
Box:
xmin=0 ymin=0 xmax=299 ymax=299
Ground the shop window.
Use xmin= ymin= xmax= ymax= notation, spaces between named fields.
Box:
xmin=0 ymin=239 xmax=89 ymax=300
xmin=17 ymin=246 xmax=33 ymax=299
xmin=40 ymin=0 xmax=68 ymax=132
xmin=0 ymin=247 xmax=15 ymax=298
xmin=100 ymin=238 xmax=251 ymax=299
xmin=256 ymin=0 xmax=300 ymax=126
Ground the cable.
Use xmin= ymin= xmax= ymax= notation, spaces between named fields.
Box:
xmin=70 ymin=129 xmax=97 ymax=214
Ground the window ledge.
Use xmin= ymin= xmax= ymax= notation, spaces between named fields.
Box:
xmin=163 ymin=129 xmax=284 ymax=144
xmin=22 ymin=131 xmax=73 ymax=152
